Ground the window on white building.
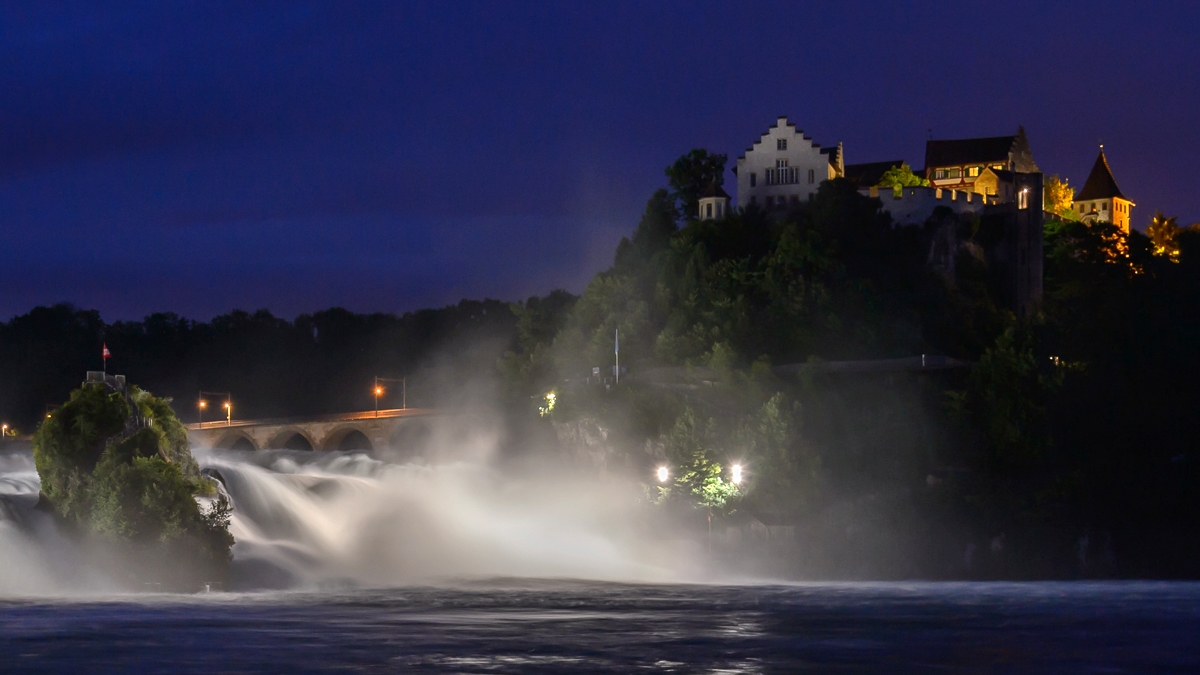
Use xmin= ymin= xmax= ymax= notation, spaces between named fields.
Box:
xmin=808 ymin=169 xmax=815 ymax=184
xmin=968 ymin=166 xmax=980 ymax=177
xmin=934 ymin=170 xmax=946 ymax=180
xmin=777 ymin=139 xmax=787 ymax=150
xmin=750 ymin=173 xmax=756 ymax=187
xmin=776 ymin=159 xmax=788 ymax=168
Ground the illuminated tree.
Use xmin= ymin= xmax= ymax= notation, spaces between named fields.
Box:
xmin=1043 ymin=174 xmax=1077 ymax=220
xmin=1148 ymin=211 xmax=1183 ymax=262
xmin=877 ymin=162 xmax=929 ymax=189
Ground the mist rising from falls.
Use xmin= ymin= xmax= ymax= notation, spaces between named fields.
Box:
xmin=202 ymin=448 xmax=680 ymax=588
xmin=0 ymin=452 xmax=119 ymax=595
xmin=0 ymin=436 xmax=692 ymax=596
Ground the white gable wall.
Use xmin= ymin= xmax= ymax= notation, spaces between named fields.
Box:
xmin=735 ymin=116 xmax=837 ymax=208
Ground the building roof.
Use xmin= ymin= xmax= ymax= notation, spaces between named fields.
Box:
xmin=843 ymin=160 xmax=905 ymax=188
xmin=736 ymin=115 xmax=828 ymax=161
xmin=1076 ymin=149 xmax=1128 ymax=201
xmin=925 ymin=134 xmax=1017 ymax=168
xmin=700 ymin=181 xmax=730 ymax=200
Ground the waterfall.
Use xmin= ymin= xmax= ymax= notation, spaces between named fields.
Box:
xmin=0 ymin=444 xmax=684 ymax=596
xmin=200 ymin=448 xmax=674 ymax=589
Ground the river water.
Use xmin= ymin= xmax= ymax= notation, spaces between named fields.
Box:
xmin=2 ymin=448 xmax=1199 ymax=672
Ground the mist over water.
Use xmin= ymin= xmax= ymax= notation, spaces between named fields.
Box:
xmin=0 ymin=424 xmax=691 ymax=597
xmin=204 ymin=447 xmax=682 ymax=589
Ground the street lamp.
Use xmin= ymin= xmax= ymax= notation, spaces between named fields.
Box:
xmin=374 ymin=376 xmax=407 ymax=414
xmin=1 ymin=424 xmax=7 ymax=440
xmin=731 ymin=464 xmax=743 ymax=485
xmin=657 ymin=466 xmax=669 ymax=483
xmin=224 ymin=400 xmax=231 ymax=426
xmin=198 ymin=399 xmax=207 ymax=426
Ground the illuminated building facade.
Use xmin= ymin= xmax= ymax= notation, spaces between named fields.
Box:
xmin=733 ymin=116 xmax=844 ymax=212
xmin=1075 ymin=147 xmax=1134 ymax=233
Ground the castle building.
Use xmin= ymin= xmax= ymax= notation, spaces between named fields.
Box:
xmin=733 ymin=116 xmax=843 ymax=211
xmin=923 ymin=127 xmax=1039 ymax=193
xmin=1075 ymin=147 xmax=1134 ymax=232
xmin=728 ymin=116 xmax=1044 ymax=318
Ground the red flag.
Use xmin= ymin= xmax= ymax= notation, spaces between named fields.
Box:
xmin=102 ymin=343 xmax=112 ymax=360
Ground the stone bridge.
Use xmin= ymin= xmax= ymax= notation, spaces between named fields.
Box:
xmin=186 ymin=408 xmax=445 ymax=452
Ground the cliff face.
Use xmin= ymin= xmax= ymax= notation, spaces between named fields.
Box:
xmin=553 ymin=418 xmax=665 ymax=479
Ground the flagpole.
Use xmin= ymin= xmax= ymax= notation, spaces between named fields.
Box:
xmin=615 ymin=329 xmax=619 ymax=385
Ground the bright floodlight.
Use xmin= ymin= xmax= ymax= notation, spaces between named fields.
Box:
xmin=731 ymin=464 xmax=743 ymax=485
xmin=657 ymin=466 xmax=669 ymax=483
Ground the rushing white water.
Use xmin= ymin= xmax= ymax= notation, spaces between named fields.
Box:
xmin=0 ymin=438 xmax=690 ymax=595
xmin=202 ymin=448 xmax=680 ymax=588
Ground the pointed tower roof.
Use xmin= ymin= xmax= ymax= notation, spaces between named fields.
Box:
xmin=1076 ymin=148 xmax=1128 ymax=201
xmin=700 ymin=180 xmax=730 ymax=200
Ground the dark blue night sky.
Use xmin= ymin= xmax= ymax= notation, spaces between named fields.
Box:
xmin=3 ymin=1 xmax=1196 ymax=320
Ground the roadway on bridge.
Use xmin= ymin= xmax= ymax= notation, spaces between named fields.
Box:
xmin=186 ymin=407 xmax=439 ymax=431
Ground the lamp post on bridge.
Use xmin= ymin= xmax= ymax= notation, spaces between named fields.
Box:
xmin=198 ymin=391 xmax=231 ymax=428
xmin=373 ymin=376 xmax=407 ymax=416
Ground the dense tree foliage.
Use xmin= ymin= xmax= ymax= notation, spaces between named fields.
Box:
xmin=0 ymin=300 xmax=521 ymax=431
xmin=876 ymin=162 xmax=929 ymax=189
xmin=507 ymin=150 xmax=1200 ymax=578
xmin=1043 ymin=174 xmax=1077 ymax=220
xmin=33 ymin=384 xmax=232 ymax=588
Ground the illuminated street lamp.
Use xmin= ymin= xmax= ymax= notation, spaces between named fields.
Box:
xmin=199 ymin=391 xmax=230 ymax=428
xmin=223 ymin=400 xmax=231 ymax=426
xmin=657 ymin=466 xmax=669 ymax=483
xmin=1 ymin=424 xmax=7 ymax=441
xmin=374 ymin=376 xmax=407 ymax=414
xmin=731 ymin=464 xmax=743 ymax=485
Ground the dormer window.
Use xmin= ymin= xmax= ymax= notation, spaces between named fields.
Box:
xmin=934 ymin=169 xmax=946 ymax=180
xmin=967 ymin=166 xmax=981 ymax=177
xmin=777 ymin=139 xmax=787 ymax=150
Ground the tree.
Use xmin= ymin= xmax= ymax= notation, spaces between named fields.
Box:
xmin=665 ymin=149 xmax=727 ymax=221
xmin=32 ymin=383 xmax=233 ymax=589
xmin=1043 ymin=174 xmax=1077 ymax=220
xmin=660 ymin=407 xmax=740 ymax=511
xmin=876 ymin=162 xmax=929 ymax=189
xmin=1147 ymin=211 xmax=1185 ymax=262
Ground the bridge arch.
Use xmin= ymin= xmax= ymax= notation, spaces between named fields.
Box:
xmin=267 ymin=428 xmax=316 ymax=451
xmin=321 ymin=425 xmax=374 ymax=452
xmin=213 ymin=429 xmax=259 ymax=451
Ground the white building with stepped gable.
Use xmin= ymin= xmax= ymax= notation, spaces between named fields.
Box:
xmin=734 ymin=116 xmax=843 ymax=212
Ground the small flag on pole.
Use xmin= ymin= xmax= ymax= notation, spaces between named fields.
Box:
xmin=102 ymin=344 xmax=112 ymax=360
